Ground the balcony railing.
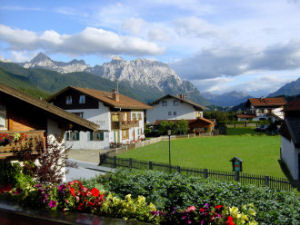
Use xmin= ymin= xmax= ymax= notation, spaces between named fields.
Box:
xmin=111 ymin=120 xmax=139 ymax=129
xmin=0 ymin=130 xmax=46 ymax=159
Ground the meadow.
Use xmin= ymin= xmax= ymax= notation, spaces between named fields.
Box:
xmin=119 ymin=128 xmax=284 ymax=177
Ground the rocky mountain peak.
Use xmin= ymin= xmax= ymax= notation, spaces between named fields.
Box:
xmin=31 ymin=52 xmax=51 ymax=63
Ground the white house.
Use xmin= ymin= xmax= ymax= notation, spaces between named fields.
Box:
xmin=280 ymin=98 xmax=300 ymax=181
xmin=48 ymin=86 xmax=151 ymax=150
xmin=244 ymin=97 xmax=287 ymax=121
xmin=146 ymin=94 xmax=206 ymax=124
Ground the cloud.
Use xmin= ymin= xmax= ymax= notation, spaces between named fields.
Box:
xmin=0 ymin=24 xmax=165 ymax=56
xmin=171 ymin=40 xmax=300 ymax=80
xmin=174 ymin=17 xmax=221 ymax=39
xmin=122 ymin=18 xmax=146 ymax=35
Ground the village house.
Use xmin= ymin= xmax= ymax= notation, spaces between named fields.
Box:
xmin=280 ymin=97 xmax=300 ymax=181
xmin=239 ymin=97 xmax=287 ymax=122
xmin=146 ymin=94 xmax=214 ymax=133
xmin=48 ymin=86 xmax=152 ymax=149
xmin=0 ymin=83 xmax=98 ymax=160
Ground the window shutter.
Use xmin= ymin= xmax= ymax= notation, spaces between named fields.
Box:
xmin=100 ymin=131 xmax=104 ymax=141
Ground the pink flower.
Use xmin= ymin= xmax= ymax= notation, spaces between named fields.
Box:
xmin=49 ymin=200 xmax=57 ymax=208
xmin=187 ymin=206 xmax=196 ymax=212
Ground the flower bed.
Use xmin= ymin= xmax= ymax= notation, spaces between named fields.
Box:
xmin=0 ymin=179 xmax=258 ymax=225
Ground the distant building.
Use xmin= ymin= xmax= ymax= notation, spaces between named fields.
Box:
xmin=236 ymin=114 xmax=256 ymax=121
xmin=280 ymin=97 xmax=300 ymax=181
xmin=244 ymin=97 xmax=287 ymax=121
xmin=146 ymin=94 xmax=214 ymax=133
xmin=0 ymin=83 xmax=98 ymax=159
xmin=48 ymin=86 xmax=152 ymax=149
xmin=146 ymin=94 xmax=206 ymax=123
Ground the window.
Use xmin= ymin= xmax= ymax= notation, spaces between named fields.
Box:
xmin=79 ymin=95 xmax=86 ymax=104
xmin=132 ymin=113 xmax=137 ymax=121
xmin=196 ymin=111 xmax=202 ymax=118
xmin=168 ymin=111 xmax=172 ymax=116
xmin=66 ymin=96 xmax=72 ymax=105
xmin=0 ymin=104 xmax=6 ymax=129
xmin=65 ymin=130 xmax=80 ymax=141
xmin=72 ymin=112 xmax=84 ymax=118
xmin=89 ymin=131 xmax=104 ymax=141
xmin=162 ymin=100 xmax=167 ymax=106
xmin=137 ymin=112 xmax=142 ymax=120
xmin=173 ymin=100 xmax=179 ymax=106
xmin=122 ymin=129 xmax=129 ymax=139
xmin=112 ymin=114 xmax=119 ymax=122
xmin=173 ymin=111 xmax=177 ymax=116
xmin=123 ymin=113 xmax=127 ymax=121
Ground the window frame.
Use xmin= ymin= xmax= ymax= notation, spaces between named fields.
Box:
xmin=66 ymin=96 xmax=72 ymax=105
xmin=79 ymin=95 xmax=86 ymax=104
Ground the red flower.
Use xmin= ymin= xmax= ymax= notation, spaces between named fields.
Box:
xmin=70 ymin=187 xmax=76 ymax=197
xmin=91 ymin=188 xmax=100 ymax=197
xmin=214 ymin=205 xmax=223 ymax=209
xmin=88 ymin=201 xmax=95 ymax=207
xmin=200 ymin=208 xmax=205 ymax=213
xmin=77 ymin=202 xmax=84 ymax=211
xmin=226 ymin=216 xmax=235 ymax=225
xmin=100 ymin=194 xmax=104 ymax=201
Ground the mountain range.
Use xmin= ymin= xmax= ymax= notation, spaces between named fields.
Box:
xmin=268 ymin=77 xmax=300 ymax=97
xmin=203 ymin=91 xmax=253 ymax=107
xmin=19 ymin=53 xmax=209 ymax=105
xmin=1 ymin=52 xmax=300 ymax=107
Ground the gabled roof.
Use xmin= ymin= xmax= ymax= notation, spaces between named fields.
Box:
xmin=48 ymin=86 xmax=152 ymax=110
xmin=281 ymin=117 xmax=300 ymax=148
xmin=237 ymin=114 xmax=256 ymax=119
xmin=0 ymin=83 xmax=99 ymax=131
xmin=248 ymin=97 xmax=287 ymax=107
xmin=150 ymin=94 xmax=207 ymax=110
xmin=285 ymin=97 xmax=300 ymax=112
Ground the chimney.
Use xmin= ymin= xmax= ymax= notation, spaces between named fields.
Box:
xmin=112 ymin=89 xmax=119 ymax=102
xmin=179 ymin=93 xmax=184 ymax=99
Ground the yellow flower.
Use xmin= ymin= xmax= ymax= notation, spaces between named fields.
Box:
xmin=241 ymin=213 xmax=248 ymax=223
xmin=138 ymin=195 xmax=146 ymax=204
xmin=149 ymin=202 xmax=156 ymax=211
xmin=248 ymin=208 xmax=256 ymax=217
xmin=230 ymin=206 xmax=239 ymax=217
xmin=125 ymin=194 xmax=131 ymax=200
xmin=249 ymin=221 xmax=258 ymax=225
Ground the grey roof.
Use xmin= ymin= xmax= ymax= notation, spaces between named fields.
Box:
xmin=285 ymin=116 xmax=300 ymax=148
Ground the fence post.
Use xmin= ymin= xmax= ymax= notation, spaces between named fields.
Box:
xmin=204 ymin=169 xmax=208 ymax=178
xmin=265 ymin=176 xmax=270 ymax=187
xmin=129 ymin=158 xmax=132 ymax=169
xmin=113 ymin=156 xmax=117 ymax=168
xmin=235 ymin=171 xmax=240 ymax=182
xmin=177 ymin=166 xmax=181 ymax=173
xmin=149 ymin=161 xmax=153 ymax=170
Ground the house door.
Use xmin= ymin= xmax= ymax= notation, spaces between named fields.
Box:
xmin=132 ymin=129 xmax=136 ymax=140
xmin=113 ymin=130 xmax=119 ymax=143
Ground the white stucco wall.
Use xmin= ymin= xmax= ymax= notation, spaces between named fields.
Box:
xmin=47 ymin=118 xmax=64 ymax=141
xmin=281 ymin=136 xmax=300 ymax=180
xmin=146 ymin=98 xmax=199 ymax=124
xmin=64 ymin=102 xmax=110 ymax=150
xmin=0 ymin=102 xmax=6 ymax=130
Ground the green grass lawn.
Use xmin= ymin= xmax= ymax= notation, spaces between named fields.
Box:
xmin=119 ymin=128 xmax=284 ymax=177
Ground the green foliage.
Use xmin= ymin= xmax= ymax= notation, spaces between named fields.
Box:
xmin=87 ymin=169 xmax=300 ymax=225
xmin=204 ymin=111 xmax=237 ymax=123
xmin=157 ymin=120 xmax=188 ymax=135
xmin=0 ymin=161 xmax=21 ymax=186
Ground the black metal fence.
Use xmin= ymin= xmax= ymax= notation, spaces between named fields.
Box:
xmin=99 ymin=155 xmax=295 ymax=192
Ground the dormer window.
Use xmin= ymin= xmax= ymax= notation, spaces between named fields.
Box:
xmin=162 ymin=100 xmax=167 ymax=106
xmin=66 ymin=96 xmax=72 ymax=105
xmin=79 ymin=95 xmax=86 ymax=104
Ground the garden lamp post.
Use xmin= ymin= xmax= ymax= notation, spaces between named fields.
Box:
xmin=168 ymin=129 xmax=172 ymax=172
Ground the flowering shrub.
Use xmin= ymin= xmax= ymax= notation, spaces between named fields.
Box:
xmin=157 ymin=203 xmax=257 ymax=225
xmin=101 ymin=193 xmax=159 ymax=223
xmin=0 ymin=132 xmax=26 ymax=146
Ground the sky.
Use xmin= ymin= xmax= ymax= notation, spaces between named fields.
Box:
xmin=1 ymin=0 xmax=300 ymax=96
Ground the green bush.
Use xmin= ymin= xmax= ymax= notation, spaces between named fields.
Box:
xmin=84 ymin=169 xmax=300 ymax=225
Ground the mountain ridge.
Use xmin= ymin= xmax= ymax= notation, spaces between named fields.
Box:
xmin=18 ymin=52 xmax=210 ymax=106
xmin=268 ymin=77 xmax=300 ymax=97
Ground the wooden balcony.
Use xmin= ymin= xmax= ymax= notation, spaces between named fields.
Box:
xmin=0 ymin=130 xmax=46 ymax=159
xmin=111 ymin=120 xmax=139 ymax=129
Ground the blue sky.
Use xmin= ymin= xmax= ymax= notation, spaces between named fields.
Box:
xmin=1 ymin=0 xmax=300 ymax=96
